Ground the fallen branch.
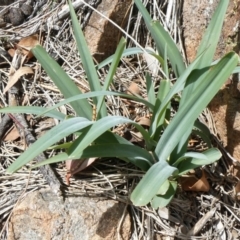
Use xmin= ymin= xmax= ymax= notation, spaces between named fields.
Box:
xmin=0 ymin=114 xmax=12 ymax=142
xmin=7 ymin=51 xmax=62 ymax=196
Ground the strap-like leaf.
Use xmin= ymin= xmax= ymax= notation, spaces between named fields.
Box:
xmin=31 ymin=45 xmax=92 ymax=119
xmin=155 ymin=52 xmax=238 ymax=162
xmin=6 ymin=117 xmax=92 ymax=173
xmin=130 ymin=160 xmax=178 ymax=206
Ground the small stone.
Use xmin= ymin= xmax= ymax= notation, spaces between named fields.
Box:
xmin=21 ymin=3 xmax=33 ymax=16
xmin=8 ymin=8 xmax=25 ymax=26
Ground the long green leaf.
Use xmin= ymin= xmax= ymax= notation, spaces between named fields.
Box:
xmin=97 ymin=47 xmax=144 ymax=69
xmin=97 ymin=47 xmax=162 ymax=70
xmin=152 ymin=79 xmax=171 ymax=141
xmin=31 ymin=45 xmax=92 ymax=119
xmin=68 ymin=0 xmax=107 ymax=118
xmin=196 ymin=0 xmax=229 ymax=68
xmin=130 ymin=160 xmax=178 ymax=206
xmin=172 ymin=151 xmax=208 ymax=167
xmin=6 ymin=117 xmax=92 ymax=173
xmin=37 ymin=90 xmax=154 ymax=117
xmin=33 ymin=143 xmax=153 ymax=171
xmin=163 ymin=44 xmax=169 ymax=79
xmin=151 ymin=181 xmax=177 ymax=209
xmin=47 ymin=129 xmax=154 ymax=170
xmin=192 ymin=120 xmax=212 ymax=148
xmin=232 ymin=66 xmax=240 ymax=74
xmin=68 ymin=116 xmax=153 ymax=158
xmin=96 ymin=38 xmax=126 ymax=116
xmin=157 ymin=180 xmax=170 ymax=195
xmin=149 ymin=50 xmax=207 ymax=137
xmin=0 ymin=106 xmax=65 ymax=121
xmin=134 ymin=0 xmax=185 ymax=77
xmin=171 ymin=73 xmax=198 ymax=160
xmin=177 ymin=148 xmax=221 ymax=175
xmin=146 ymin=73 xmax=155 ymax=106
xmin=155 ymin=52 xmax=238 ymax=162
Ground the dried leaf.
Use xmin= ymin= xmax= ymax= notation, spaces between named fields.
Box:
xmin=3 ymin=126 xmax=20 ymax=141
xmin=8 ymin=48 xmax=15 ymax=57
xmin=4 ymin=66 xmax=34 ymax=94
xmin=127 ymin=82 xmax=140 ymax=95
xmin=17 ymin=34 xmax=39 ymax=50
xmin=180 ymin=170 xmax=210 ymax=192
xmin=66 ymin=158 xmax=97 ymax=185
xmin=137 ymin=117 xmax=151 ymax=127
xmin=16 ymin=34 xmax=40 ymax=60
xmin=74 ymin=158 xmax=97 ymax=173
xmin=130 ymin=131 xmax=143 ymax=141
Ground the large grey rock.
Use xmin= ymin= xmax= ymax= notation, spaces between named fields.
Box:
xmin=8 ymin=190 xmax=131 ymax=240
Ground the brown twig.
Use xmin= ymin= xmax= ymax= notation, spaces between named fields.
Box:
xmin=11 ymin=113 xmax=62 ymax=196
xmin=6 ymin=51 xmax=62 ymax=196
xmin=0 ymin=114 xmax=12 ymax=142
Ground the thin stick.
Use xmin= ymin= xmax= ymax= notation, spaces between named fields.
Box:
xmin=6 ymin=51 xmax=62 ymax=196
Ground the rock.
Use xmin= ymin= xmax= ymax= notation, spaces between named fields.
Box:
xmin=8 ymin=8 xmax=25 ymax=26
xmin=182 ymin=0 xmax=240 ymax=159
xmin=8 ymin=190 xmax=131 ymax=240
xmin=20 ymin=3 xmax=33 ymax=17
xmin=84 ymin=0 xmax=132 ymax=62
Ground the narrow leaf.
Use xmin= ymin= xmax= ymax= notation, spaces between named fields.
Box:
xmin=192 ymin=120 xmax=212 ymax=148
xmin=97 ymin=47 xmax=145 ymax=70
xmin=151 ymin=181 xmax=177 ymax=209
xmin=97 ymin=46 xmax=163 ymax=70
xmin=146 ymin=72 xmax=156 ymax=105
xmin=96 ymin=38 xmax=126 ymax=116
xmin=173 ymin=151 xmax=208 ymax=167
xmin=150 ymin=50 xmax=208 ymax=136
xmin=31 ymin=45 xmax=92 ymax=119
xmin=130 ymin=160 xmax=178 ymax=206
xmin=6 ymin=117 xmax=92 ymax=173
xmin=155 ymin=52 xmax=238 ymax=162
xmin=177 ymin=148 xmax=221 ymax=175
xmin=196 ymin=0 xmax=229 ymax=68
xmin=68 ymin=116 xmax=152 ymax=158
xmin=232 ymin=66 xmax=240 ymax=74
xmin=37 ymin=90 xmax=154 ymax=117
xmin=33 ymin=143 xmax=153 ymax=171
xmin=0 ymin=106 xmax=65 ymax=121
xmin=151 ymin=79 xmax=170 ymax=141
xmin=134 ymin=0 xmax=185 ymax=77
xmin=68 ymin=0 xmax=107 ymax=118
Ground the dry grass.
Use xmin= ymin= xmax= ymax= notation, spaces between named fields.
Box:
xmin=0 ymin=0 xmax=240 ymax=239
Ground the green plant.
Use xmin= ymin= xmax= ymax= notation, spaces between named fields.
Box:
xmin=1 ymin=0 xmax=239 ymax=208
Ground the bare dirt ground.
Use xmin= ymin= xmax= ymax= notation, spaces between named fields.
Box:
xmin=0 ymin=1 xmax=240 ymax=239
